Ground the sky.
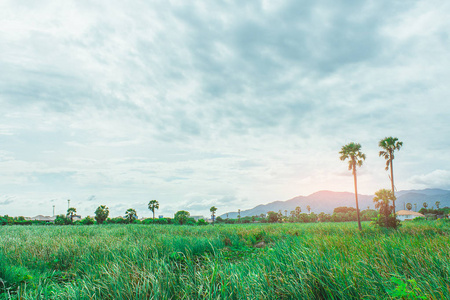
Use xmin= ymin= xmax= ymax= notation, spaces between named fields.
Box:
xmin=1 ymin=0 xmax=450 ymax=219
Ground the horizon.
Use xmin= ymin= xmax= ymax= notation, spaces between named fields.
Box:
xmin=1 ymin=1 xmax=450 ymax=218
xmin=8 ymin=187 xmax=450 ymax=219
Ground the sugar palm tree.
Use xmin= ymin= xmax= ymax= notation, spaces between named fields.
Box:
xmin=125 ymin=208 xmax=137 ymax=223
xmin=423 ymin=202 xmax=428 ymax=209
xmin=210 ymin=206 xmax=217 ymax=225
xmin=435 ymin=201 xmax=440 ymax=209
xmin=67 ymin=207 xmax=77 ymax=223
xmin=379 ymin=137 xmax=403 ymax=213
xmin=148 ymin=200 xmax=159 ymax=222
xmin=406 ymin=203 xmax=412 ymax=211
xmin=340 ymin=142 xmax=366 ymax=231
xmin=306 ymin=205 xmax=311 ymax=214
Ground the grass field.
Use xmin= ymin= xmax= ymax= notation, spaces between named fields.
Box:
xmin=1 ymin=221 xmax=450 ymax=299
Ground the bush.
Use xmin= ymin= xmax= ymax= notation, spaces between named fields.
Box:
xmin=54 ymin=215 xmax=71 ymax=225
xmin=81 ymin=216 xmax=95 ymax=225
xmin=197 ymin=219 xmax=208 ymax=226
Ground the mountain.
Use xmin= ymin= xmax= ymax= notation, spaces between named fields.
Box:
xmin=220 ymin=189 xmax=450 ymax=218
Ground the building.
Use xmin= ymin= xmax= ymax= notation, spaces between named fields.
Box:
xmin=30 ymin=215 xmax=56 ymax=222
xmin=396 ymin=210 xmax=425 ymax=221
xmin=190 ymin=215 xmax=205 ymax=221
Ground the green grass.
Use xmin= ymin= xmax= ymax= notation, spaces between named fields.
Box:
xmin=1 ymin=221 xmax=450 ymax=299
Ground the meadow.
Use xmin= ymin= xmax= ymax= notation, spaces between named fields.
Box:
xmin=1 ymin=221 xmax=450 ymax=299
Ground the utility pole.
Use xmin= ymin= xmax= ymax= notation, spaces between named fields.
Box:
xmin=67 ymin=199 xmax=70 ymax=210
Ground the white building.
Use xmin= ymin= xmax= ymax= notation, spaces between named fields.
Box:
xmin=396 ymin=210 xmax=425 ymax=221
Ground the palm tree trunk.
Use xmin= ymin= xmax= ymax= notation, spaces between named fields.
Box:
xmin=153 ymin=211 xmax=155 ymax=222
xmin=390 ymin=159 xmax=395 ymax=214
xmin=353 ymin=163 xmax=362 ymax=231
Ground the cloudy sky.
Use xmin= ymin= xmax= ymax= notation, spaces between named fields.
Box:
xmin=1 ymin=0 xmax=449 ymax=218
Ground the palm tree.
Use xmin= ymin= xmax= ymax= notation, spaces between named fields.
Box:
xmin=378 ymin=137 xmax=403 ymax=213
xmin=148 ymin=200 xmax=159 ymax=222
xmin=238 ymin=209 xmax=241 ymax=223
xmin=284 ymin=210 xmax=288 ymax=217
xmin=340 ymin=142 xmax=366 ymax=231
xmin=435 ymin=201 xmax=440 ymax=209
xmin=306 ymin=205 xmax=311 ymax=214
xmin=406 ymin=203 xmax=412 ymax=211
xmin=67 ymin=207 xmax=77 ymax=223
xmin=210 ymin=206 xmax=217 ymax=225
xmin=125 ymin=208 xmax=137 ymax=223
xmin=423 ymin=202 xmax=428 ymax=209
xmin=414 ymin=203 xmax=417 ymax=212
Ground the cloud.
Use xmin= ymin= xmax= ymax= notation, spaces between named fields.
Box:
xmin=0 ymin=0 xmax=449 ymax=217
xmin=410 ymin=170 xmax=450 ymax=190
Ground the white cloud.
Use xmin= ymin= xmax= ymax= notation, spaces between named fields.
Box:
xmin=0 ymin=0 xmax=449 ymax=217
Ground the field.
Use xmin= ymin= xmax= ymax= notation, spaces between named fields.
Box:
xmin=1 ymin=221 xmax=450 ymax=299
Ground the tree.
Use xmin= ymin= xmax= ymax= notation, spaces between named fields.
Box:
xmin=306 ymin=205 xmax=311 ymax=214
xmin=414 ymin=203 xmax=417 ymax=212
xmin=379 ymin=137 xmax=403 ymax=213
xmin=174 ymin=210 xmax=190 ymax=225
xmin=340 ymin=142 xmax=366 ymax=231
xmin=373 ymin=189 xmax=399 ymax=228
xmin=238 ymin=209 xmax=241 ymax=223
xmin=435 ymin=201 xmax=440 ymax=209
xmin=406 ymin=203 xmax=412 ymax=211
xmin=210 ymin=206 xmax=217 ymax=225
xmin=66 ymin=207 xmax=77 ymax=223
xmin=148 ymin=200 xmax=159 ymax=222
xmin=125 ymin=208 xmax=137 ymax=223
xmin=267 ymin=211 xmax=281 ymax=223
xmin=94 ymin=205 xmax=109 ymax=224
xmin=284 ymin=210 xmax=288 ymax=217
xmin=423 ymin=202 xmax=428 ymax=209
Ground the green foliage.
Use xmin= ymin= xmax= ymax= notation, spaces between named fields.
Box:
xmin=267 ymin=211 xmax=281 ymax=223
xmin=387 ymin=277 xmax=426 ymax=299
xmin=94 ymin=205 xmax=109 ymax=224
xmin=197 ymin=219 xmax=208 ymax=226
xmin=124 ymin=208 xmax=137 ymax=223
xmin=1 ymin=222 xmax=449 ymax=299
xmin=373 ymin=189 xmax=400 ymax=229
xmin=54 ymin=214 xmax=71 ymax=225
xmin=66 ymin=207 xmax=77 ymax=222
xmin=174 ymin=210 xmax=190 ymax=225
xmin=81 ymin=216 xmax=95 ymax=225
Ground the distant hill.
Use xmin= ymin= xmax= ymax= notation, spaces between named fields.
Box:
xmin=220 ymin=189 xmax=450 ymax=218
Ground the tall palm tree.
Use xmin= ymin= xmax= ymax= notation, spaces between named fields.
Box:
xmin=340 ymin=142 xmax=366 ymax=231
xmin=423 ymin=202 xmax=428 ymax=209
xmin=378 ymin=137 xmax=403 ymax=213
xmin=435 ymin=201 xmax=440 ymax=209
xmin=306 ymin=205 xmax=311 ymax=214
xmin=210 ymin=206 xmax=217 ymax=225
xmin=414 ymin=203 xmax=417 ymax=212
xmin=148 ymin=200 xmax=159 ymax=222
xmin=67 ymin=207 xmax=77 ymax=223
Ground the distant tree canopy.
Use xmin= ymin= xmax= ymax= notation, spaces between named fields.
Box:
xmin=66 ymin=207 xmax=77 ymax=222
xmin=124 ymin=208 xmax=137 ymax=223
xmin=333 ymin=207 xmax=357 ymax=214
xmin=174 ymin=210 xmax=190 ymax=225
xmin=95 ymin=205 xmax=109 ymax=224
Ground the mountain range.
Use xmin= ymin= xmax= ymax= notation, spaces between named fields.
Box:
xmin=220 ymin=189 xmax=450 ymax=218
